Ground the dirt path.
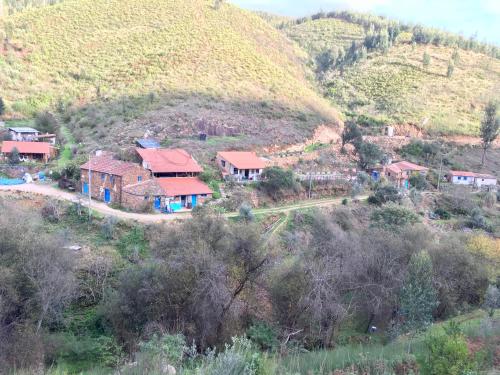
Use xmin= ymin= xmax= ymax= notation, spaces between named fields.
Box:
xmin=0 ymin=183 xmax=365 ymax=223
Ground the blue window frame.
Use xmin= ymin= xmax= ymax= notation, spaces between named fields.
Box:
xmin=138 ymin=176 xmax=143 ymax=182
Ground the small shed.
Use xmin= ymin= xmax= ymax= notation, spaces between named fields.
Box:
xmin=135 ymin=138 xmax=160 ymax=149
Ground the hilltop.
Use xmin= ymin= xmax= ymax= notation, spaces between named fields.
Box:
xmin=0 ymin=0 xmax=340 ymax=150
xmin=278 ymin=13 xmax=500 ymax=136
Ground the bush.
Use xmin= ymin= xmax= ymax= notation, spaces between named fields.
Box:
xmin=238 ymin=203 xmax=255 ymax=222
xmin=371 ymin=204 xmax=419 ymax=230
xmin=418 ymin=325 xmax=473 ymax=375
xmin=247 ymin=322 xmax=278 ymax=352
xmin=409 ymin=173 xmax=428 ymax=190
xmin=259 ymin=167 xmax=298 ymax=200
xmin=117 ymin=227 xmax=149 ymax=261
xmin=342 ymin=198 xmax=348 ymax=205
xmin=35 ymin=111 xmax=59 ymax=134
xmin=41 ymin=200 xmax=62 ymax=223
xmin=438 ymin=191 xmax=477 ymax=215
xmin=434 ymin=208 xmax=451 ymax=220
xmin=467 ymin=208 xmax=492 ymax=232
xmin=357 ymin=142 xmax=384 ymax=169
xmin=0 ymin=97 xmax=5 ymax=115
xmin=101 ymin=216 xmax=118 ymax=240
xmin=368 ymin=185 xmax=401 ymax=205
xmin=8 ymin=147 xmax=21 ymax=165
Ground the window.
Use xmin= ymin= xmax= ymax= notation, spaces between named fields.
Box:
xmin=110 ymin=175 xmax=115 ymax=184
xmin=201 ymin=194 xmax=207 ymax=197
xmin=233 ymin=168 xmax=239 ymax=174
xmin=221 ymin=160 xmax=226 ymax=167
xmin=138 ymin=176 xmax=143 ymax=182
xmin=101 ymin=173 xmax=105 ymax=182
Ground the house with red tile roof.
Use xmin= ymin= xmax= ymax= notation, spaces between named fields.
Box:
xmin=384 ymin=161 xmax=429 ymax=189
xmin=1 ymin=141 xmax=56 ymax=163
xmin=136 ymin=148 xmax=203 ymax=177
xmin=80 ymin=155 xmax=151 ymax=204
xmin=122 ymin=177 xmax=212 ymax=212
xmin=216 ymin=151 xmax=267 ymax=181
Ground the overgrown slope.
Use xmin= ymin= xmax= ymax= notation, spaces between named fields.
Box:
xmin=0 ymin=0 xmax=339 ymax=148
xmin=282 ymin=16 xmax=500 ymax=136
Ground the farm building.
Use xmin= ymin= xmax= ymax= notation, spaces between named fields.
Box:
xmin=80 ymin=155 xmax=151 ymax=205
xmin=1 ymin=141 xmax=56 ymax=162
xmin=8 ymin=127 xmax=39 ymax=142
xmin=473 ymin=173 xmax=497 ymax=189
xmin=447 ymin=171 xmax=476 ymax=185
xmin=216 ymin=151 xmax=266 ymax=181
xmin=384 ymin=161 xmax=428 ymax=189
xmin=122 ymin=177 xmax=212 ymax=212
xmin=136 ymin=148 xmax=203 ymax=177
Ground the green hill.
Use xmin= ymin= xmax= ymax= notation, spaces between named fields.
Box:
xmin=281 ymin=15 xmax=500 ymax=136
xmin=0 ymin=0 xmax=339 ymax=149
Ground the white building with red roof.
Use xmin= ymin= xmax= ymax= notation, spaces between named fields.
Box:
xmin=384 ymin=160 xmax=429 ymax=189
xmin=135 ymin=148 xmax=203 ymax=177
xmin=447 ymin=170 xmax=497 ymax=189
xmin=216 ymin=151 xmax=267 ymax=181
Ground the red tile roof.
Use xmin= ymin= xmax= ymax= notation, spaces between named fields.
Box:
xmin=1 ymin=141 xmax=52 ymax=155
xmin=386 ymin=161 xmax=428 ymax=174
xmin=217 ymin=151 xmax=266 ymax=169
xmin=136 ymin=148 xmax=203 ymax=174
xmin=80 ymin=156 xmax=141 ymax=176
xmin=156 ymin=177 xmax=212 ymax=197
xmin=449 ymin=170 xmax=476 ymax=177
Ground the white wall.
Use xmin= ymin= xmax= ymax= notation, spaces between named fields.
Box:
xmin=475 ymin=178 xmax=497 ymax=187
xmin=451 ymin=176 xmax=474 ymax=185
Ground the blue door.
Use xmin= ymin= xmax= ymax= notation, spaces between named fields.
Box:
xmin=154 ymin=196 xmax=161 ymax=210
xmin=104 ymin=188 xmax=111 ymax=203
xmin=83 ymin=182 xmax=89 ymax=194
xmin=192 ymin=195 xmax=197 ymax=207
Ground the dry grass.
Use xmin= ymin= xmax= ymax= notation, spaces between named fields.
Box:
xmin=0 ymin=0 xmax=339 ymax=134
xmin=283 ymin=18 xmax=500 ymax=136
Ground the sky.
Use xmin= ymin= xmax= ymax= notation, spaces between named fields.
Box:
xmin=230 ymin=0 xmax=500 ymax=45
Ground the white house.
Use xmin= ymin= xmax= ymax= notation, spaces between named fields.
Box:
xmin=474 ymin=174 xmax=497 ymax=189
xmin=447 ymin=171 xmax=476 ymax=185
xmin=216 ymin=151 xmax=267 ymax=181
xmin=448 ymin=170 xmax=497 ymax=189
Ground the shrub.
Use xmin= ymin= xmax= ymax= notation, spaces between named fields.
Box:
xmin=434 ymin=208 xmax=451 ymax=220
xmin=371 ymin=204 xmax=419 ymax=230
xmin=35 ymin=111 xmax=58 ymax=134
xmin=41 ymin=200 xmax=62 ymax=223
xmin=483 ymin=285 xmax=500 ymax=317
xmin=467 ymin=208 xmax=492 ymax=232
xmin=342 ymin=198 xmax=348 ymax=205
xmin=101 ymin=216 xmax=118 ymax=240
xmin=259 ymin=167 xmax=298 ymax=200
xmin=438 ymin=191 xmax=477 ymax=215
xmin=418 ymin=326 xmax=473 ymax=375
xmin=368 ymin=185 xmax=401 ymax=205
xmin=0 ymin=97 xmax=5 ymax=115
xmin=238 ymin=203 xmax=255 ymax=222
xmin=117 ymin=227 xmax=149 ymax=261
xmin=409 ymin=173 xmax=428 ymax=190
xmin=357 ymin=142 xmax=384 ymax=169
xmin=247 ymin=322 xmax=278 ymax=352
xmin=8 ymin=147 xmax=21 ymax=164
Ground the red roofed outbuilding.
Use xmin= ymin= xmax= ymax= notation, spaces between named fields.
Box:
xmin=384 ymin=161 xmax=429 ymax=189
xmin=1 ymin=141 xmax=56 ymax=163
xmin=135 ymin=148 xmax=202 ymax=177
xmin=216 ymin=151 xmax=267 ymax=181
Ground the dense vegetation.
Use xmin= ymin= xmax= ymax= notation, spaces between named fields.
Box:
xmin=1 ymin=186 xmax=499 ymax=373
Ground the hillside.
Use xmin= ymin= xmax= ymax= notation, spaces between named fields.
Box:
xmin=282 ymin=16 xmax=500 ymax=136
xmin=0 ymin=0 xmax=340 ymax=149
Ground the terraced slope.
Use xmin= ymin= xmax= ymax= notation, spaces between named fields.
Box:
xmin=283 ymin=17 xmax=500 ymax=136
xmin=0 ymin=0 xmax=339 ymax=148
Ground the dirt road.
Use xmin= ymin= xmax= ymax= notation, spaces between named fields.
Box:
xmin=0 ymin=183 xmax=365 ymax=223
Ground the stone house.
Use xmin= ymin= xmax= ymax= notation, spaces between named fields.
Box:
xmin=216 ymin=151 xmax=266 ymax=181
xmin=80 ymin=156 xmax=151 ymax=205
xmin=8 ymin=127 xmax=39 ymax=142
xmin=384 ymin=161 xmax=428 ymax=189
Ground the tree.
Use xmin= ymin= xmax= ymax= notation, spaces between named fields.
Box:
xmin=357 ymin=142 xmax=384 ymax=169
xmin=409 ymin=173 xmax=428 ymax=190
xmin=422 ymin=51 xmax=431 ymax=69
xmin=8 ymin=147 xmax=20 ymax=164
xmin=446 ymin=61 xmax=454 ymax=78
xmin=341 ymin=121 xmax=362 ymax=151
xmin=483 ymin=285 xmax=500 ymax=317
xmin=480 ymin=101 xmax=499 ymax=165
xmin=0 ymin=97 xmax=5 ymax=116
xmin=259 ymin=167 xmax=298 ymax=200
xmin=35 ymin=111 xmax=58 ymax=134
xmin=396 ymin=251 xmax=438 ymax=334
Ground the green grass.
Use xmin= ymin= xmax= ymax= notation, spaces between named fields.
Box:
xmin=0 ymin=0 xmax=337 ymax=126
xmin=283 ymin=17 xmax=500 ymax=136
xmin=304 ymin=142 xmax=329 ymax=153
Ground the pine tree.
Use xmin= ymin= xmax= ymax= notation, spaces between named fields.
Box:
xmin=480 ymin=102 xmax=500 ymax=165
xmin=397 ymin=251 xmax=438 ymax=334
